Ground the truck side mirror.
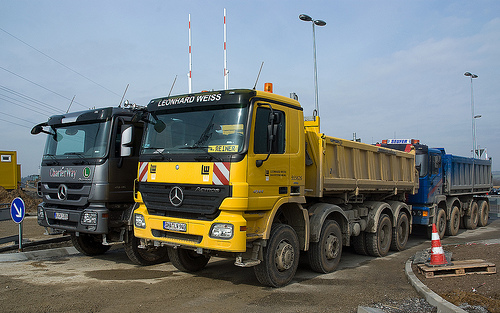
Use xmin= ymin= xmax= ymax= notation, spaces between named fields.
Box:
xmin=256 ymin=111 xmax=279 ymax=167
xmin=431 ymin=155 xmax=441 ymax=175
xmin=121 ymin=125 xmax=134 ymax=157
xmin=31 ymin=123 xmax=52 ymax=136
xmin=31 ymin=125 xmax=43 ymax=135
xmin=154 ymin=120 xmax=166 ymax=133
xmin=131 ymin=111 xmax=147 ymax=123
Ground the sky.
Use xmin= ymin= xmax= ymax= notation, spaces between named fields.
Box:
xmin=1 ymin=0 xmax=499 ymax=176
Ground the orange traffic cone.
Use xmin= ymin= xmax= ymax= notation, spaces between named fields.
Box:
xmin=429 ymin=223 xmax=448 ymax=266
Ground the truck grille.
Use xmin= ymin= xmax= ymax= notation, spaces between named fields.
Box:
xmin=151 ymin=229 xmax=203 ymax=244
xmin=42 ymin=182 xmax=91 ymax=207
xmin=139 ymin=182 xmax=231 ymax=218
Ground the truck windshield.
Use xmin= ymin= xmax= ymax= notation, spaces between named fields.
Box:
xmin=142 ymin=106 xmax=247 ymax=155
xmin=42 ymin=121 xmax=111 ymax=159
xmin=415 ymin=153 xmax=428 ymax=177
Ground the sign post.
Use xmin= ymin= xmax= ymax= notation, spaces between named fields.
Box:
xmin=10 ymin=197 xmax=25 ymax=251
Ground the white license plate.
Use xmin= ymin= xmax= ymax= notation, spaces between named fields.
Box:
xmin=164 ymin=221 xmax=187 ymax=232
xmin=54 ymin=212 xmax=69 ymax=220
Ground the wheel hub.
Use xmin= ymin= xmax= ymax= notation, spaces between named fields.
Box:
xmin=275 ymin=241 xmax=294 ymax=271
xmin=324 ymin=234 xmax=339 ymax=259
xmin=380 ymin=225 xmax=390 ymax=246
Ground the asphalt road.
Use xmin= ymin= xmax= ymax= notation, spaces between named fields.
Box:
xmin=0 ymin=216 xmax=498 ymax=313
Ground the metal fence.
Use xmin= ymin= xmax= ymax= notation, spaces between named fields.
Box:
xmin=0 ymin=204 xmax=19 ymax=245
xmin=0 ymin=203 xmax=9 ymax=218
xmin=489 ymin=196 xmax=500 ymax=218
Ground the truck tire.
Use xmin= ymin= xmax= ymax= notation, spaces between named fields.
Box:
xmin=366 ymin=214 xmax=392 ymax=257
xmin=308 ymin=220 xmax=342 ymax=273
xmin=352 ymin=232 xmax=368 ymax=255
xmin=435 ymin=209 xmax=446 ymax=239
xmin=167 ymin=247 xmax=210 ymax=272
xmin=124 ymin=231 xmax=169 ymax=266
xmin=390 ymin=211 xmax=409 ymax=251
xmin=70 ymin=233 xmax=111 ymax=256
xmin=445 ymin=206 xmax=460 ymax=236
xmin=477 ymin=200 xmax=489 ymax=227
xmin=254 ymin=224 xmax=299 ymax=287
xmin=464 ymin=201 xmax=479 ymax=230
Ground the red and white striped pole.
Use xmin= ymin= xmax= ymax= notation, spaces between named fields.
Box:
xmin=188 ymin=13 xmax=192 ymax=93
xmin=223 ymin=8 xmax=228 ymax=90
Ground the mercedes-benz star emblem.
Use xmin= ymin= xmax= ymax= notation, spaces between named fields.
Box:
xmin=169 ymin=186 xmax=184 ymax=207
xmin=58 ymin=184 xmax=68 ymax=201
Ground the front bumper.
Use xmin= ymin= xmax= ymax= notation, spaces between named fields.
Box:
xmin=37 ymin=202 xmax=109 ymax=234
xmin=133 ymin=204 xmax=247 ymax=252
xmin=411 ymin=205 xmax=433 ymax=226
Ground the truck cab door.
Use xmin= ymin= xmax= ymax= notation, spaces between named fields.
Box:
xmin=247 ymin=102 xmax=289 ymax=211
xmin=427 ymin=152 xmax=443 ymax=202
xmin=107 ymin=118 xmax=143 ymax=202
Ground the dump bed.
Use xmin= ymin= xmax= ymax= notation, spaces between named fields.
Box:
xmin=443 ymin=154 xmax=492 ymax=195
xmin=304 ymin=130 xmax=418 ymax=198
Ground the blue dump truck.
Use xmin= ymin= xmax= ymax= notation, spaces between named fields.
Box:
xmin=378 ymin=139 xmax=492 ymax=238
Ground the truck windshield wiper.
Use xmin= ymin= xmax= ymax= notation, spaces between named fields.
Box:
xmin=179 ymin=146 xmax=209 ymax=149
xmin=194 ymin=114 xmax=215 ymax=147
xmin=64 ymin=152 xmax=90 ymax=164
xmin=148 ymin=148 xmax=172 ymax=161
xmin=180 ymin=146 xmax=223 ymax=162
xmin=43 ymin=154 xmax=60 ymax=165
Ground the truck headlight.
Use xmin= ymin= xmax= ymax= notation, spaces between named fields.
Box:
xmin=37 ymin=207 xmax=44 ymax=219
xmin=81 ymin=211 xmax=98 ymax=225
xmin=36 ymin=181 xmax=42 ymax=197
xmin=210 ymin=223 xmax=233 ymax=239
xmin=134 ymin=213 xmax=146 ymax=229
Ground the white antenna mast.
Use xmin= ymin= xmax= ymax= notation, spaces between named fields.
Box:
xmin=188 ymin=14 xmax=193 ymax=93
xmin=66 ymin=95 xmax=76 ymax=113
xmin=224 ymin=8 xmax=229 ymax=89
xmin=168 ymin=75 xmax=177 ymax=97
xmin=118 ymin=84 xmax=129 ymax=107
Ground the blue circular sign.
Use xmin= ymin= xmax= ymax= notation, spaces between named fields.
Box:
xmin=10 ymin=197 xmax=25 ymax=224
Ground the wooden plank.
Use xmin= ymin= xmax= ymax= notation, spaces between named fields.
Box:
xmin=417 ymin=259 xmax=496 ymax=278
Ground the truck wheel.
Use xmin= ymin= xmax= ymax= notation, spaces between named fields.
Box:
xmin=435 ymin=209 xmax=446 ymax=239
xmin=366 ymin=214 xmax=392 ymax=257
xmin=477 ymin=200 xmax=489 ymax=227
xmin=254 ymin=224 xmax=299 ymax=287
xmin=464 ymin=201 xmax=479 ymax=230
xmin=124 ymin=232 xmax=169 ymax=266
xmin=390 ymin=211 xmax=409 ymax=251
xmin=167 ymin=247 xmax=210 ymax=272
xmin=445 ymin=206 xmax=460 ymax=236
xmin=352 ymin=232 xmax=368 ymax=255
xmin=308 ymin=220 xmax=342 ymax=273
xmin=70 ymin=233 xmax=111 ymax=256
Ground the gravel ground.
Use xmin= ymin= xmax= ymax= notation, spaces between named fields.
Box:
xmin=414 ymin=242 xmax=500 ymax=313
xmin=371 ymin=298 xmax=437 ymax=312
xmin=1 ymin=188 xmax=498 ymax=313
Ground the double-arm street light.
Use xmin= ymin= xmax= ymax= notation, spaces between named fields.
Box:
xmin=464 ymin=72 xmax=478 ymax=158
xmin=464 ymin=71 xmax=479 ymax=192
xmin=299 ymin=14 xmax=326 ymax=117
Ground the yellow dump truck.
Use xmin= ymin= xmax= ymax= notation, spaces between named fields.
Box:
xmin=0 ymin=151 xmax=21 ymax=190
xmin=133 ymin=86 xmax=418 ymax=287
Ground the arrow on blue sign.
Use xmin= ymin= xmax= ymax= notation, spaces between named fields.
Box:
xmin=10 ymin=197 xmax=25 ymax=223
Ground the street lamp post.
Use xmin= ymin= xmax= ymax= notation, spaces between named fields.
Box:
xmin=464 ymin=72 xmax=478 ymax=192
xmin=464 ymin=72 xmax=478 ymax=158
xmin=299 ymin=14 xmax=326 ymax=118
